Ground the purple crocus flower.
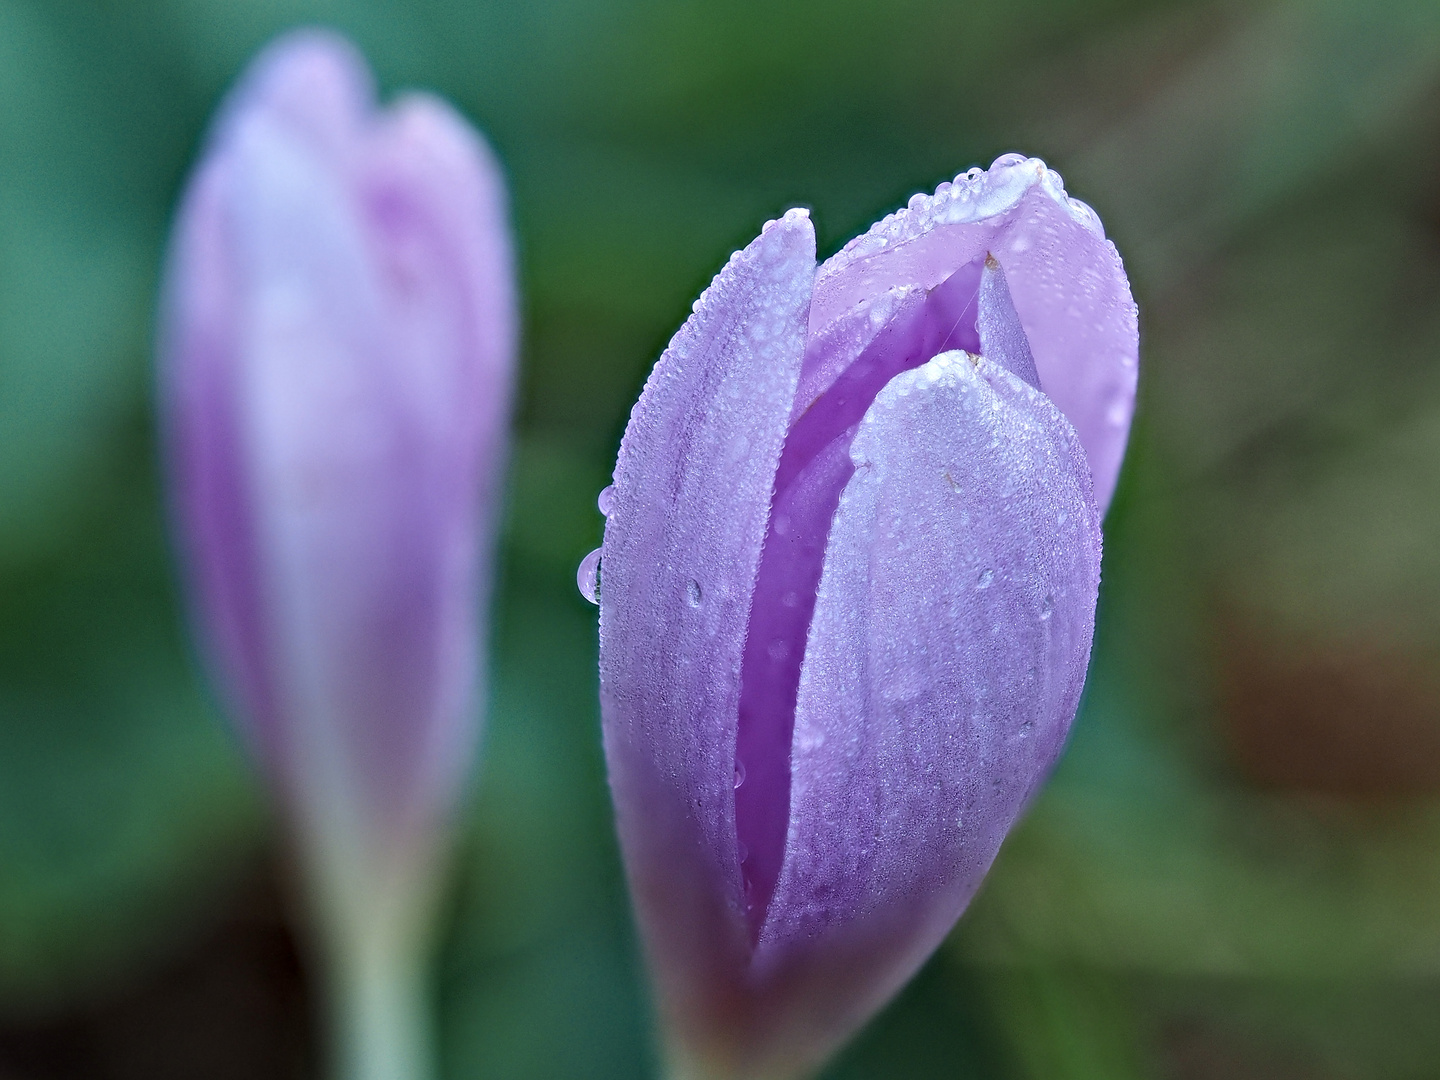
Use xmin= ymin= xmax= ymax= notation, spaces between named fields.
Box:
xmin=160 ymin=30 xmax=514 ymax=1080
xmin=592 ymin=156 xmax=1135 ymax=1079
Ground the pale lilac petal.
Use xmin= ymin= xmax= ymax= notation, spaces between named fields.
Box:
xmin=736 ymin=256 xmax=991 ymax=931
xmin=977 ymin=255 xmax=1040 ymax=389
xmin=217 ymin=29 xmax=373 ymax=161
xmin=598 ymin=211 xmax=816 ymax=1061
xmin=597 ymin=157 xmax=1134 ymax=1076
xmin=164 ymin=158 xmax=275 ymax=742
xmin=790 ymin=286 xmax=922 ymax=427
xmin=808 ymin=158 xmax=1040 ymax=333
xmin=997 ymin=186 xmax=1137 ymax=512
xmin=751 ymin=351 xmax=1102 ymax=1068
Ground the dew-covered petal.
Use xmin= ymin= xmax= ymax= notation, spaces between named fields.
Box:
xmin=751 ymin=350 xmax=1102 ymax=1068
xmin=810 ymin=156 xmax=1136 ymax=513
xmin=995 ymin=186 xmax=1137 ymax=512
xmin=738 ymin=264 xmax=988 ymax=931
xmin=735 ymin=425 xmax=856 ymax=931
xmin=808 ymin=157 xmax=1049 ymax=334
xmin=790 ymin=286 xmax=923 ymax=426
xmin=598 ymin=211 xmax=816 ymax=1063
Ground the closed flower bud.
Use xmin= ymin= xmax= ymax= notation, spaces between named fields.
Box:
xmin=591 ymin=156 xmax=1136 ymax=1079
xmin=160 ymin=30 xmax=514 ymax=1080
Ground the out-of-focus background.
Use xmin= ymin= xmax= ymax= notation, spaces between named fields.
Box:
xmin=3 ymin=0 xmax=1440 ymax=1076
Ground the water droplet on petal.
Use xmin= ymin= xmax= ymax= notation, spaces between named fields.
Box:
xmin=577 ymin=547 xmax=602 ymax=605
xmin=733 ymin=761 xmax=746 ymax=789
xmin=597 ymin=485 xmax=615 ymax=517
xmin=1039 ymin=594 xmax=1054 ymax=620
xmin=976 ymin=568 xmax=995 ymax=589
xmin=686 ymin=579 xmax=703 ymax=607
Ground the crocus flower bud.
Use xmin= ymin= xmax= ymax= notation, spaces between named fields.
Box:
xmin=592 ymin=156 xmax=1135 ymax=1079
xmin=160 ymin=30 xmax=514 ymax=1080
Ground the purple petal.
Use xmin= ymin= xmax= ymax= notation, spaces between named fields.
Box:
xmin=737 ymin=252 xmax=994 ymax=934
xmin=164 ymin=157 xmax=276 ymax=748
xmin=809 ymin=157 xmax=1137 ymax=511
xmin=751 ymin=350 xmax=1102 ymax=1068
xmin=598 ymin=211 xmax=816 ymax=1063
xmin=977 ymin=255 xmax=1040 ymax=389
xmin=735 ymin=424 xmax=855 ymax=932
xmin=790 ymin=286 xmax=923 ymax=427
xmin=217 ymin=29 xmax=374 ymax=163
xmin=995 ymin=186 xmax=1137 ymax=512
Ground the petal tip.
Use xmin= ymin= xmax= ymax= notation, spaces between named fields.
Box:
xmin=218 ymin=27 xmax=375 ymax=146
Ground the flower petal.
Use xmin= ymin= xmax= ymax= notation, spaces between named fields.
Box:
xmin=810 ymin=156 xmax=1136 ymax=512
xmin=790 ymin=285 xmax=923 ymax=426
xmin=216 ymin=29 xmax=374 ymax=162
xmin=598 ymin=210 xmax=816 ymax=1061
xmin=978 ymin=255 xmax=1040 ymax=389
xmin=996 ymin=186 xmax=1137 ymax=512
xmin=809 ymin=157 xmax=1045 ymax=333
xmin=753 ymin=350 xmax=1102 ymax=1067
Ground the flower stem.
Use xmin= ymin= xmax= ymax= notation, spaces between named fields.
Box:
xmin=328 ymin=920 xmax=435 ymax=1080
xmin=663 ymin=1049 xmax=811 ymax=1080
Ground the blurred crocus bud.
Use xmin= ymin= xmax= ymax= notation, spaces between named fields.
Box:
xmin=160 ymin=30 xmax=514 ymax=1080
xmin=591 ymin=156 xmax=1135 ymax=1079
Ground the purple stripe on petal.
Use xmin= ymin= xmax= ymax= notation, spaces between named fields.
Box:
xmin=735 ymin=425 xmax=855 ymax=932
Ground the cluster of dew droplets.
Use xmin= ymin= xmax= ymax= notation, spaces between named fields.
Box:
xmin=576 ymin=484 xmax=615 ymax=605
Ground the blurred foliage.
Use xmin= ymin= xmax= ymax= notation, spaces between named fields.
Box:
xmin=5 ymin=0 xmax=1440 ymax=1076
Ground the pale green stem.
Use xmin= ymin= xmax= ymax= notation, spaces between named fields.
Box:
xmin=295 ymin=827 xmax=444 ymax=1080
xmin=663 ymin=1047 xmax=812 ymax=1080
xmin=329 ymin=930 xmax=434 ymax=1080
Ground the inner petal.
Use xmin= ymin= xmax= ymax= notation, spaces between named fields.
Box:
xmin=733 ymin=255 xmax=989 ymax=936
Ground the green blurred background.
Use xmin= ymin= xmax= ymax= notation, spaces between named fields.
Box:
xmin=4 ymin=0 xmax=1440 ymax=1076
